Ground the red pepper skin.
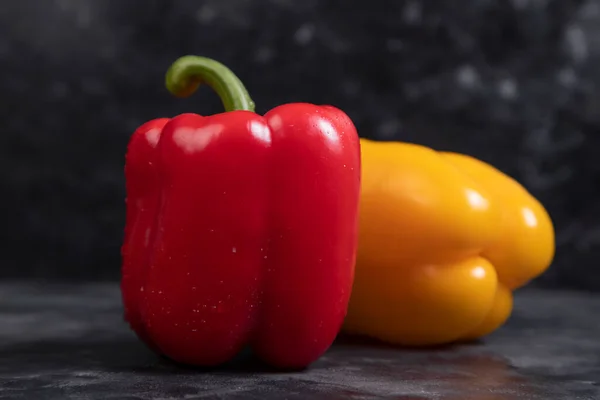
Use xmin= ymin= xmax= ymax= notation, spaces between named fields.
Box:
xmin=121 ymin=117 xmax=169 ymax=352
xmin=121 ymin=56 xmax=361 ymax=369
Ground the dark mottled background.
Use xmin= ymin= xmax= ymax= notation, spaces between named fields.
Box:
xmin=1 ymin=0 xmax=598 ymax=289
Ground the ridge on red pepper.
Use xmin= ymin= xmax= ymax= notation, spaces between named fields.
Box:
xmin=120 ymin=55 xmax=361 ymax=369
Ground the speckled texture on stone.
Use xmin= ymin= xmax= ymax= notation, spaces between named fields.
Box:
xmin=0 ymin=284 xmax=599 ymax=399
xmin=1 ymin=0 xmax=599 ymax=288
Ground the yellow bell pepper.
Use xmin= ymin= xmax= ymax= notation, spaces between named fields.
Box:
xmin=343 ymin=139 xmax=555 ymax=346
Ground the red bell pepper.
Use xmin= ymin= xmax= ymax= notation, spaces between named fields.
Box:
xmin=121 ymin=56 xmax=361 ymax=369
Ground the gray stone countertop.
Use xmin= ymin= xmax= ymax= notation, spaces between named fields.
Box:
xmin=0 ymin=283 xmax=599 ymax=399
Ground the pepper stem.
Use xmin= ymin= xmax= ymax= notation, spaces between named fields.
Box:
xmin=165 ymin=56 xmax=255 ymax=113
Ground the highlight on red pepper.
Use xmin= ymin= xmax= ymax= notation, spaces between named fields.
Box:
xmin=120 ymin=55 xmax=361 ymax=369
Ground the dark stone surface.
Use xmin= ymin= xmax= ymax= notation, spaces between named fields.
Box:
xmin=0 ymin=284 xmax=599 ymax=399
xmin=1 ymin=0 xmax=600 ymax=288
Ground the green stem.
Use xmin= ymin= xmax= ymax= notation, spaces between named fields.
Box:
xmin=165 ymin=55 xmax=255 ymax=113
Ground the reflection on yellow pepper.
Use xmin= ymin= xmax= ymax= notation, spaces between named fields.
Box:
xmin=343 ymin=139 xmax=555 ymax=346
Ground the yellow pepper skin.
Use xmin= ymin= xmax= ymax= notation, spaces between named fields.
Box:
xmin=343 ymin=139 xmax=555 ymax=346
